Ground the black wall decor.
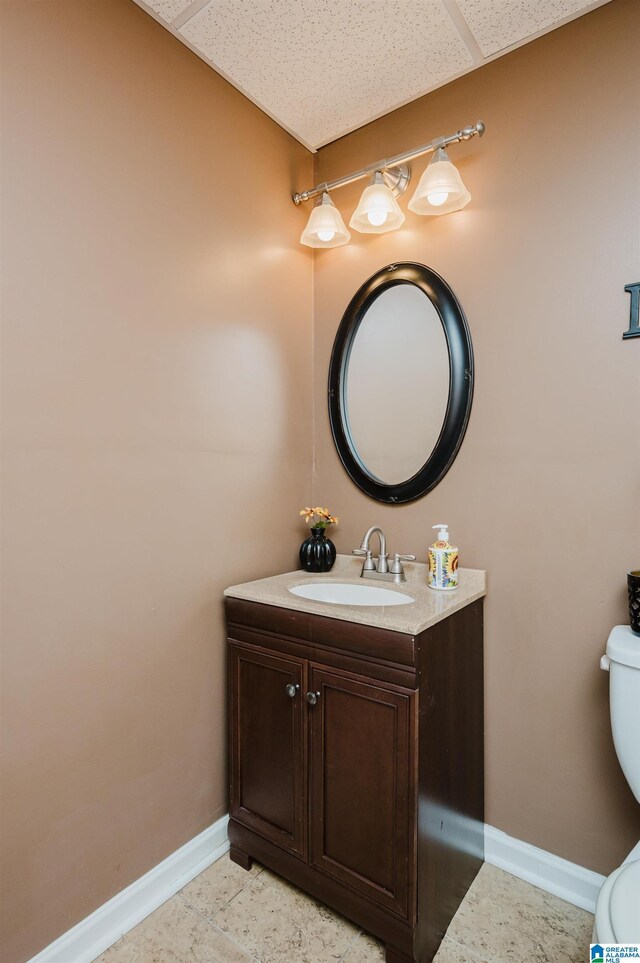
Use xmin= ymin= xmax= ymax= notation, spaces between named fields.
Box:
xmin=623 ymin=282 xmax=640 ymax=340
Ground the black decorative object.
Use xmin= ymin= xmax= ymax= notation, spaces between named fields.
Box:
xmin=623 ymin=283 xmax=640 ymax=340
xmin=299 ymin=527 xmax=336 ymax=573
xmin=628 ymin=570 xmax=640 ymax=634
xmin=328 ymin=262 xmax=474 ymax=505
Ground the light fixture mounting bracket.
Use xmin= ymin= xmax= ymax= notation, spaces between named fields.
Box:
xmin=380 ymin=164 xmax=410 ymax=198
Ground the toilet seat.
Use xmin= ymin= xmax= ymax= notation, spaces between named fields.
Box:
xmin=595 ymin=858 xmax=640 ymax=942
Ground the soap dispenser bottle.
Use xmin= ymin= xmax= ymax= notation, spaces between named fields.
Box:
xmin=428 ymin=524 xmax=459 ymax=591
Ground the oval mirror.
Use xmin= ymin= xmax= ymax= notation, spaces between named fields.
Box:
xmin=328 ymin=262 xmax=474 ymax=504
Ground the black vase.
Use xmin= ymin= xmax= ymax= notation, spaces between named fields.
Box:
xmin=628 ymin=570 xmax=640 ymax=634
xmin=299 ymin=526 xmax=336 ymax=573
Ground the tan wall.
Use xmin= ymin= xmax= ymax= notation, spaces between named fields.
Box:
xmin=313 ymin=0 xmax=640 ymax=877
xmin=0 ymin=2 xmax=312 ymax=960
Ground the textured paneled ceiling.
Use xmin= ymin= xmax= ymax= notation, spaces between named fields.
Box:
xmin=133 ymin=0 xmax=610 ymax=150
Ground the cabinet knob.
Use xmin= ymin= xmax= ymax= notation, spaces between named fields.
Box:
xmin=285 ymin=683 xmax=299 ymax=698
xmin=306 ymin=691 xmax=320 ymax=706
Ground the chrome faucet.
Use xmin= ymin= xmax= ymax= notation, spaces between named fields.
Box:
xmin=353 ymin=526 xmax=416 ymax=583
xmin=358 ymin=526 xmax=388 ymax=572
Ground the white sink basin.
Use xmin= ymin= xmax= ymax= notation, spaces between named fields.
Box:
xmin=289 ymin=582 xmax=414 ymax=607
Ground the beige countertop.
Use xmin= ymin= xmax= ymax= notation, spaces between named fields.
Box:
xmin=224 ymin=555 xmax=486 ymax=635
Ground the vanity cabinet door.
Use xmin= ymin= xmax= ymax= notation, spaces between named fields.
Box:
xmin=308 ymin=666 xmax=416 ymax=920
xmin=229 ymin=644 xmax=307 ymax=858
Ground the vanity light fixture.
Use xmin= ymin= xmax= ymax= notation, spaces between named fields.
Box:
xmin=408 ymin=147 xmax=471 ymax=215
xmin=349 ymin=171 xmax=405 ymax=234
xmin=299 ymin=191 xmax=350 ymax=248
xmin=293 ymin=120 xmax=484 ymax=247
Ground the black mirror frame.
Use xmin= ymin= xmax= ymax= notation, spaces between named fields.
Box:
xmin=328 ymin=262 xmax=474 ymax=504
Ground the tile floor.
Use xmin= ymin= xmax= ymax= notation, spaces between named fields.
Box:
xmin=98 ymin=853 xmax=594 ymax=963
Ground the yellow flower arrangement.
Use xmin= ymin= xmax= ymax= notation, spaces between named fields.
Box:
xmin=299 ymin=506 xmax=339 ymax=530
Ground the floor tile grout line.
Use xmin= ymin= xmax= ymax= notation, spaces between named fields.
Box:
xmin=190 ymin=865 xmax=281 ymax=961
xmin=442 ymin=933 xmax=494 ymax=963
xmin=172 ymin=895 xmax=261 ymax=961
xmin=172 ymin=895 xmax=227 ymax=935
xmin=336 ymin=928 xmax=364 ymax=962
xmin=213 ymin=862 xmax=275 ymax=918
xmin=210 ymin=918 xmax=263 ymax=962
xmin=176 ymin=861 xmax=265 ymax=921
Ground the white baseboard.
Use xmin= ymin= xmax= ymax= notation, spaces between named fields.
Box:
xmin=484 ymin=824 xmax=605 ymax=913
xmin=28 ymin=815 xmax=229 ymax=963
xmin=28 ymin=816 xmax=605 ymax=962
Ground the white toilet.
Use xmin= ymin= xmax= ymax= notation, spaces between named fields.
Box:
xmin=595 ymin=625 xmax=640 ymax=942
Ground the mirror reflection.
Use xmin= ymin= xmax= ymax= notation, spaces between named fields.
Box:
xmin=345 ymin=285 xmax=450 ymax=485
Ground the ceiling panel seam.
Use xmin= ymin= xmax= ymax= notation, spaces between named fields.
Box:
xmin=171 ymin=0 xmax=212 ymax=30
xmin=441 ymin=0 xmax=484 ymax=63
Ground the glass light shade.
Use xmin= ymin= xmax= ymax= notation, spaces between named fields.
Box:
xmin=408 ymin=148 xmax=471 ymax=216
xmin=349 ymin=172 xmax=405 ymax=234
xmin=300 ymin=192 xmax=350 ymax=248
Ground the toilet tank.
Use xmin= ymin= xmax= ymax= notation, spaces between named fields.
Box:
xmin=604 ymin=625 xmax=640 ymax=803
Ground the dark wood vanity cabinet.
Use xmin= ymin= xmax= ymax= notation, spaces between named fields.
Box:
xmin=309 ymin=666 xmax=415 ymax=920
xmin=229 ymin=645 xmax=307 ymax=859
xmin=226 ymin=596 xmax=484 ymax=963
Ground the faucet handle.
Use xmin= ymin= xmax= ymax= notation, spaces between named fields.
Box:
xmin=353 ymin=548 xmax=376 ymax=571
xmin=390 ymin=553 xmax=416 ymax=575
